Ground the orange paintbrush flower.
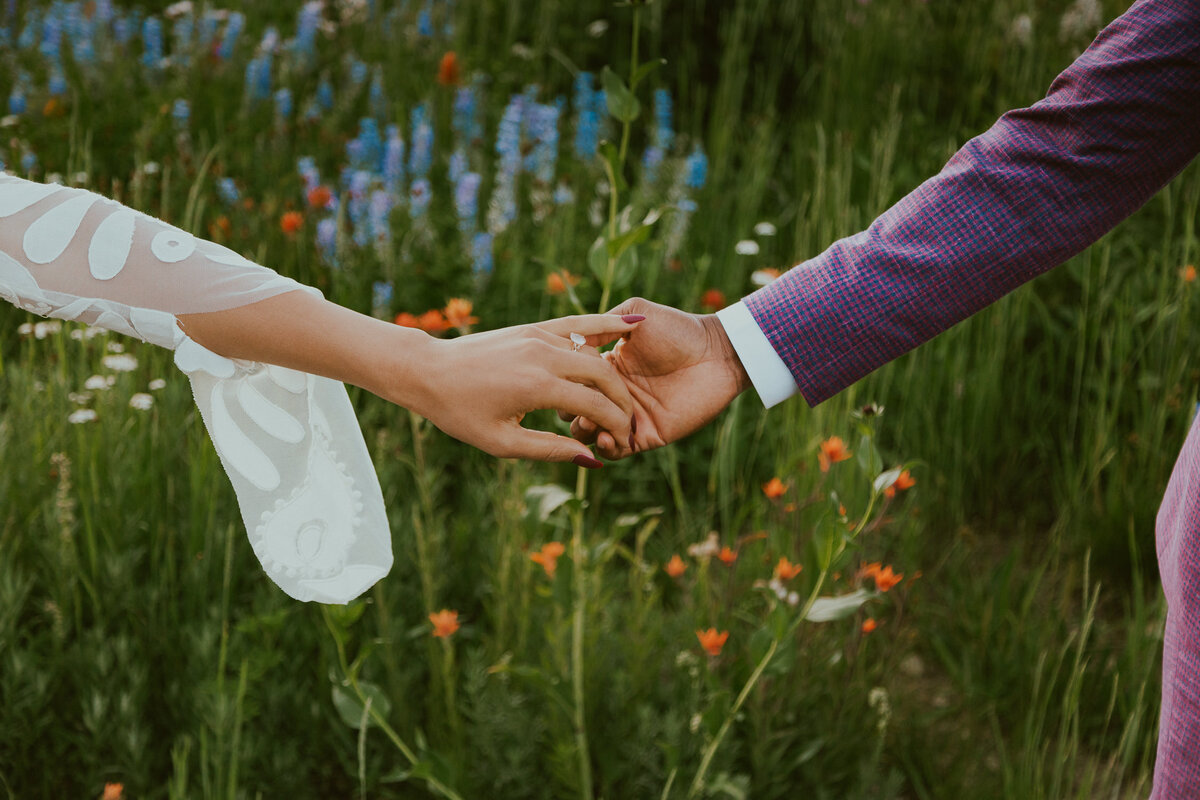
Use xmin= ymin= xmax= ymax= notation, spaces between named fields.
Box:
xmin=861 ymin=618 xmax=878 ymax=634
xmin=700 ymin=288 xmax=726 ymax=311
xmin=774 ymin=556 xmax=803 ymax=581
xmin=818 ymin=436 xmax=852 ymax=472
xmin=417 ymin=309 xmax=451 ymax=334
xmin=437 ymin=51 xmax=461 ymax=86
xmin=546 ymin=270 xmax=580 ymax=295
xmin=444 ymin=298 xmax=479 ymax=330
xmin=307 ymin=185 xmax=332 ymax=210
xmin=665 ymin=554 xmax=687 ymax=578
xmin=873 ymin=565 xmax=903 ymax=593
xmin=429 ymin=609 xmax=460 ymax=638
xmin=394 ymin=312 xmax=420 ymax=328
xmin=895 ymin=470 xmax=916 ymax=490
xmin=762 ymin=477 xmax=787 ymax=500
xmin=530 ymin=541 xmax=566 ymax=578
xmin=717 ymin=546 xmax=737 ymax=565
xmin=280 ymin=210 xmax=304 ymax=234
xmin=1182 ymin=264 xmax=1197 ymax=283
xmin=696 ymin=628 xmax=729 ymax=657
xmin=102 ymin=784 xmax=124 ymax=800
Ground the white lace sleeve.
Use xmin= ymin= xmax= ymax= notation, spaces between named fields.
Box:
xmin=0 ymin=174 xmax=391 ymax=604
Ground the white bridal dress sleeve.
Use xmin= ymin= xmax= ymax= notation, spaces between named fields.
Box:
xmin=0 ymin=174 xmax=391 ymax=604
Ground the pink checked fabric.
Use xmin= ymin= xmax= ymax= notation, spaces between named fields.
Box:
xmin=743 ymin=0 xmax=1200 ymax=795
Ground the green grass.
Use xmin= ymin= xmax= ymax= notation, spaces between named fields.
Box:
xmin=1 ymin=0 xmax=1195 ymax=797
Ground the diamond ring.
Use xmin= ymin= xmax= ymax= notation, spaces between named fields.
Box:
xmin=570 ymin=332 xmax=586 ymax=352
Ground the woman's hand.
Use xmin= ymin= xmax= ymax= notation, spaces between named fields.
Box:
xmin=396 ymin=314 xmax=645 ymax=465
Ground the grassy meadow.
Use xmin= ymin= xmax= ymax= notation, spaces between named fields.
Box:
xmin=1 ymin=0 xmax=1197 ymax=797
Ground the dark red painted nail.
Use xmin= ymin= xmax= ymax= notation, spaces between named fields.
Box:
xmin=621 ymin=314 xmax=646 ymax=323
xmin=631 ymin=415 xmax=638 ymax=434
xmin=573 ymin=454 xmax=603 ymax=469
xmin=628 ymin=433 xmax=636 ymax=452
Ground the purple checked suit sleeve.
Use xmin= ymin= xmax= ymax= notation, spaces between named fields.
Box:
xmin=744 ymin=0 xmax=1200 ymax=406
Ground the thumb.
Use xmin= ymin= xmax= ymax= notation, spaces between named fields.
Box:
xmin=501 ymin=426 xmax=605 ymax=468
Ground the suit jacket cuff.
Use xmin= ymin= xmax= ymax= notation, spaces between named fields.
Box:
xmin=715 ymin=301 xmax=798 ymax=409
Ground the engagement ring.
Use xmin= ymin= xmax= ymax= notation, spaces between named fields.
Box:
xmin=570 ymin=332 xmax=586 ymax=352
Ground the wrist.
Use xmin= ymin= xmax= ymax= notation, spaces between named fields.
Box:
xmin=701 ymin=313 xmax=752 ymax=398
xmin=377 ymin=327 xmax=443 ymax=415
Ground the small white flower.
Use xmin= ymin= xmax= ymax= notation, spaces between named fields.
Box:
xmin=71 ymin=171 xmax=89 ymax=186
xmin=129 ymin=393 xmax=154 ymax=411
xmin=17 ymin=323 xmax=32 ymax=336
xmin=511 ymin=42 xmax=534 ymax=60
xmin=164 ymin=1 xmax=194 ymax=18
xmin=686 ymin=531 xmax=721 ymax=560
xmin=142 ymin=161 xmax=161 ymax=175
xmin=751 ymin=269 xmax=782 ymax=287
xmin=34 ymin=321 xmax=62 ymax=339
xmin=45 ymin=172 xmax=63 ymax=186
xmin=148 ymin=379 xmax=167 ymax=391
xmin=85 ymin=326 xmax=104 ymax=340
xmin=84 ymin=375 xmax=110 ymax=391
xmin=753 ymin=221 xmax=777 ymax=237
xmin=586 ymin=19 xmax=609 ymax=37
xmin=102 ymin=354 xmax=138 ymax=372
xmin=735 ymin=239 xmax=760 ymax=256
xmin=787 ymin=591 xmax=800 ymax=607
xmin=68 ymin=409 xmax=97 ymax=424
xmin=0 ymin=115 xmax=19 ymax=128
xmin=69 ymin=329 xmax=84 ymax=340
xmin=68 ymin=392 xmax=92 ymax=405
xmin=106 ymin=342 xmax=125 ymax=354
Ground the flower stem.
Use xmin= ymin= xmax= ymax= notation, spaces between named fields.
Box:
xmin=570 ymin=465 xmax=595 ymax=800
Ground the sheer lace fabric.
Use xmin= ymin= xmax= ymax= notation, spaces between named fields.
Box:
xmin=0 ymin=174 xmax=391 ymax=603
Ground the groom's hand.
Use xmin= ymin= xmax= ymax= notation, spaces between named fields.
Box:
xmin=569 ymin=298 xmax=751 ymax=459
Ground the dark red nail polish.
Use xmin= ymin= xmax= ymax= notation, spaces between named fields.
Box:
xmin=631 ymin=415 xmax=637 ymax=434
xmin=628 ymin=433 xmax=636 ymax=452
xmin=621 ymin=314 xmax=646 ymax=323
xmin=573 ymin=454 xmax=603 ymax=469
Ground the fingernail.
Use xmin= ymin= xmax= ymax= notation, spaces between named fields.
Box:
xmin=631 ymin=415 xmax=637 ymax=434
xmin=628 ymin=433 xmax=636 ymax=452
xmin=621 ymin=314 xmax=646 ymax=323
xmin=573 ymin=454 xmax=604 ymax=469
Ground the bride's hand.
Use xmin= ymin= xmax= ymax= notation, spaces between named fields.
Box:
xmin=397 ymin=314 xmax=645 ymax=465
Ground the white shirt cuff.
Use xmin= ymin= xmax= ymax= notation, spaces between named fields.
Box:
xmin=715 ymin=302 xmax=799 ymax=409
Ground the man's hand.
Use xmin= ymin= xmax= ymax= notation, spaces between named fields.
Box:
xmin=570 ymin=298 xmax=752 ymax=459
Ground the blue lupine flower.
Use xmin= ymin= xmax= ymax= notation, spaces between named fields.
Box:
xmin=348 ymin=57 xmax=369 ymax=87
xmin=471 ymin=232 xmax=493 ymax=282
xmin=197 ymin=11 xmax=221 ymax=50
xmin=218 ymin=12 xmax=244 ymax=60
xmin=95 ymin=0 xmax=114 ymax=25
xmin=20 ymin=151 xmax=37 ymax=173
xmin=653 ymin=89 xmax=673 ymax=151
xmin=8 ymin=86 xmax=25 ymax=115
xmin=260 ymin=26 xmax=280 ymax=54
xmin=294 ymin=2 xmax=320 ymax=60
xmin=409 ymin=105 xmax=433 ymax=179
xmin=448 ymin=149 xmax=467 ymax=185
xmin=39 ymin=13 xmax=61 ymax=62
xmin=452 ymin=86 xmax=482 ymax=144
xmin=316 ymin=217 xmax=338 ymax=264
xmin=684 ymin=146 xmax=708 ymax=189
xmin=113 ymin=15 xmax=133 ymax=46
xmin=245 ymin=55 xmax=272 ymax=103
xmin=495 ymin=95 xmax=522 ymax=172
xmin=368 ymin=190 xmax=392 ymax=243
xmin=417 ymin=1 xmax=433 ymax=37
xmin=73 ymin=37 xmax=95 ymax=64
xmin=172 ymin=99 xmax=190 ymax=130
xmin=215 ymin=177 xmax=239 ymax=205
xmin=371 ymin=280 xmax=394 ymax=316
xmin=275 ymin=88 xmax=293 ymax=119
xmin=297 ymin=156 xmax=320 ymax=190
xmin=357 ymin=118 xmax=382 ymax=170
xmin=47 ymin=67 xmax=67 ymax=97
xmin=573 ymin=72 xmax=599 ymax=159
xmin=383 ymin=127 xmax=405 ymax=193
xmin=369 ymin=70 xmax=387 ymax=121
xmin=455 ymin=171 xmax=481 ymax=231
xmin=524 ymin=102 xmax=560 ymax=183
xmin=641 ymin=146 xmax=664 ymax=182
xmin=172 ymin=13 xmax=193 ymax=66
xmin=553 ymin=182 xmax=575 ymax=206
xmin=316 ymin=78 xmax=334 ymax=111
xmin=141 ymin=16 xmax=162 ymax=69
xmin=16 ymin=14 xmax=34 ymax=50
xmin=409 ymin=178 xmax=432 ymax=218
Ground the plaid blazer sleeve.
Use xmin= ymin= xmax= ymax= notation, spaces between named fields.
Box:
xmin=745 ymin=0 xmax=1200 ymax=406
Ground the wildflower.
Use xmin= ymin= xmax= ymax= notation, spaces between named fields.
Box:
xmin=394 ymin=312 xmax=420 ymax=328
xmin=762 ymin=477 xmax=787 ymax=500
xmin=884 ymin=486 xmax=896 ymax=500
xmin=1009 ymin=13 xmax=1033 ymax=46
xmin=444 ymin=298 xmax=479 ymax=331
xmin=861 ymin=618 xmax=878 ymax=634
xmin=717 ymin=546 xmax=737 ymax=565
xmin=149 ymin=379 xmax=167 ymax=391
xmin=735 ymin=239 xmax=760 ymax=256
xmin=774 ymin=557 xmax=803 ymax=581
xmin=129 ymin=393 xmax=154 ymax=411
xmin=306 ymin=185 xmax=332 ymax=210
xmin=530 ymin=541 xmax=566 ymax=578
xmin=546 ymin=270 xmax=580 ymax=295
xmin=687 ymin=532 xmax=721 ymax=560
xmin=751 ymin=268 xmax=781 ymax=287
xmin=873 ymin=565 xmax=903 ymax=592
xmin=68 ymin=409 xmax=98 ymax=424
xmin=417 ymin=310 xmax=451 ymax=334
xmin=1182 ymin=265 xmax=1197 ymax=283
xmin=818 ymin=436 xmax=852 ymax=472
xmin=280 ymin=211 xmax=304 ymax=234
xmin=437 ymin=51 xmax=460 ymax=86
xmin=754 ymin=221 xmax=777 ymax=237
xmin=684 ymin=146 xmax=708 ymax=189
xmin=696 ymin=628 xmax=729 ymax=657
xmin=895 ymin=470 xmax=916 ymax=490
xmin=700 ymin=288 xmax=726 ymax=311
xmin=85 ymin=376 xmax=111 ymax=391
xmin=102 ymin=783 xmax=124 ymax=800
xmin=665 ymin=554 xmax=687 ymax=578
xmin=429 ymin=609 xmax=460 ymax=638
xmin=68 ymin=392 xmax=92 ymax=405
xmin=102 ymin=354 xmax=138 ymax=372
xmin=211 ymin=215 xmax=232 ymax=238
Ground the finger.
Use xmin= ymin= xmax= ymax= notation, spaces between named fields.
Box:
xmin=547 ymin=380 xmax=631 ymax=449
xmin=571 ymin=415 xmax=600 ymax=444
xmin=498 ymin=426 xmax=605 ymax=467
xmin=594 ymin=430 xmax=626 ymax=461
xmin=549 ymin=346 xmax=635 ymax=421
xmin=537 ymin=313 xmax=646 ymax=349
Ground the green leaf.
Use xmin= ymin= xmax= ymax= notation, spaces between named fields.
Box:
xmin=805 ymin=589 xmax=873 ymax=622
xmin=630 ymin=58 xmax=666 ymax=89
xmin=855 ymin=433 xmax=883 ymax=479
xmin=873 ymin=467 xmax=903 ymax=494
xmin=602 ymin=66 xmax=640 ymax=123
xmin=599 ymin=140 xmax=628 ymax=193
xmin=610 ymin=243 xmax=640 ymax=289
xmin=525 ymin=484 xmax=574 ymax=522
xmin=588 ymin=234 xmax=609 ymax=280
xmin=331 ymin=681 xmax=392 ymax=730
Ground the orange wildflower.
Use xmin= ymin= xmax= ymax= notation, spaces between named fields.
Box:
xmin=861 ymin=618 xmax=877 ymax=634
xmin=717 ymin=546 xmax=737 ymax=565
xmin=444 ymin=298 xmax=479 ymax=330
xmin=762 ymin=477 xmax=787 ymax=500
xmin=696 ymin=628 xmax=729 ymax=657
xmin=700 ymin=288 xmax=726 ymax=311
xmin=873 ymin=565 xmax=903 ymax=593
xmin=884 ymin=486 xmax=896 ymax=500
xmin=280 ymin=210 xmax=304 ymax=234
xmin=437 ymin=51 xmax=461 ymax=86
xmin=417 ymin=309 xmax=451 ymax=334
xmin=429 ymin=609 xmax=460 ymax=638
xmin=774 ymin=556 xmax=803 ymax=581
xmin=530 ymin=541 xmax=566 ymax=578
xmin=895 ymin=470 xmax=916 ymax=490
xmin=818 ymin=436 xmax=852 ymax=472
xmin=546 ymin=270 xmax=580 ymax=295
xmin=665 ymin=554 xmax=687 ymax=578
xmin=1182 ymin=264 xmax=1197 ymax=283
xmin=394 ymin=312 xmax=420 ymax=328
xmin=307 ymin=185 xmax=332 ymax=210
xmin=43 ymin=97 xmax=65 ymax=117
xmin=102 ymin=783 xmax=124 ymax=800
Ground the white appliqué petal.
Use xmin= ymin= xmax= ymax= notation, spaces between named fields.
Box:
xmin=174 ymin=336 xmax=237 ymax=378
xmin=89 ymin=209 xmax=137 ymax=280
xmin=24 ymin=192 xmax=99 ymax=264
xmin=238 ymin=377 xmax=306 ymax=444
xmin=151 ymin=229 xmax=198 ymax=263
xmin=0 ymin=179 xmax=62 ymax=216
xmin=210 ymin=382 xmax=282 ymax=492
